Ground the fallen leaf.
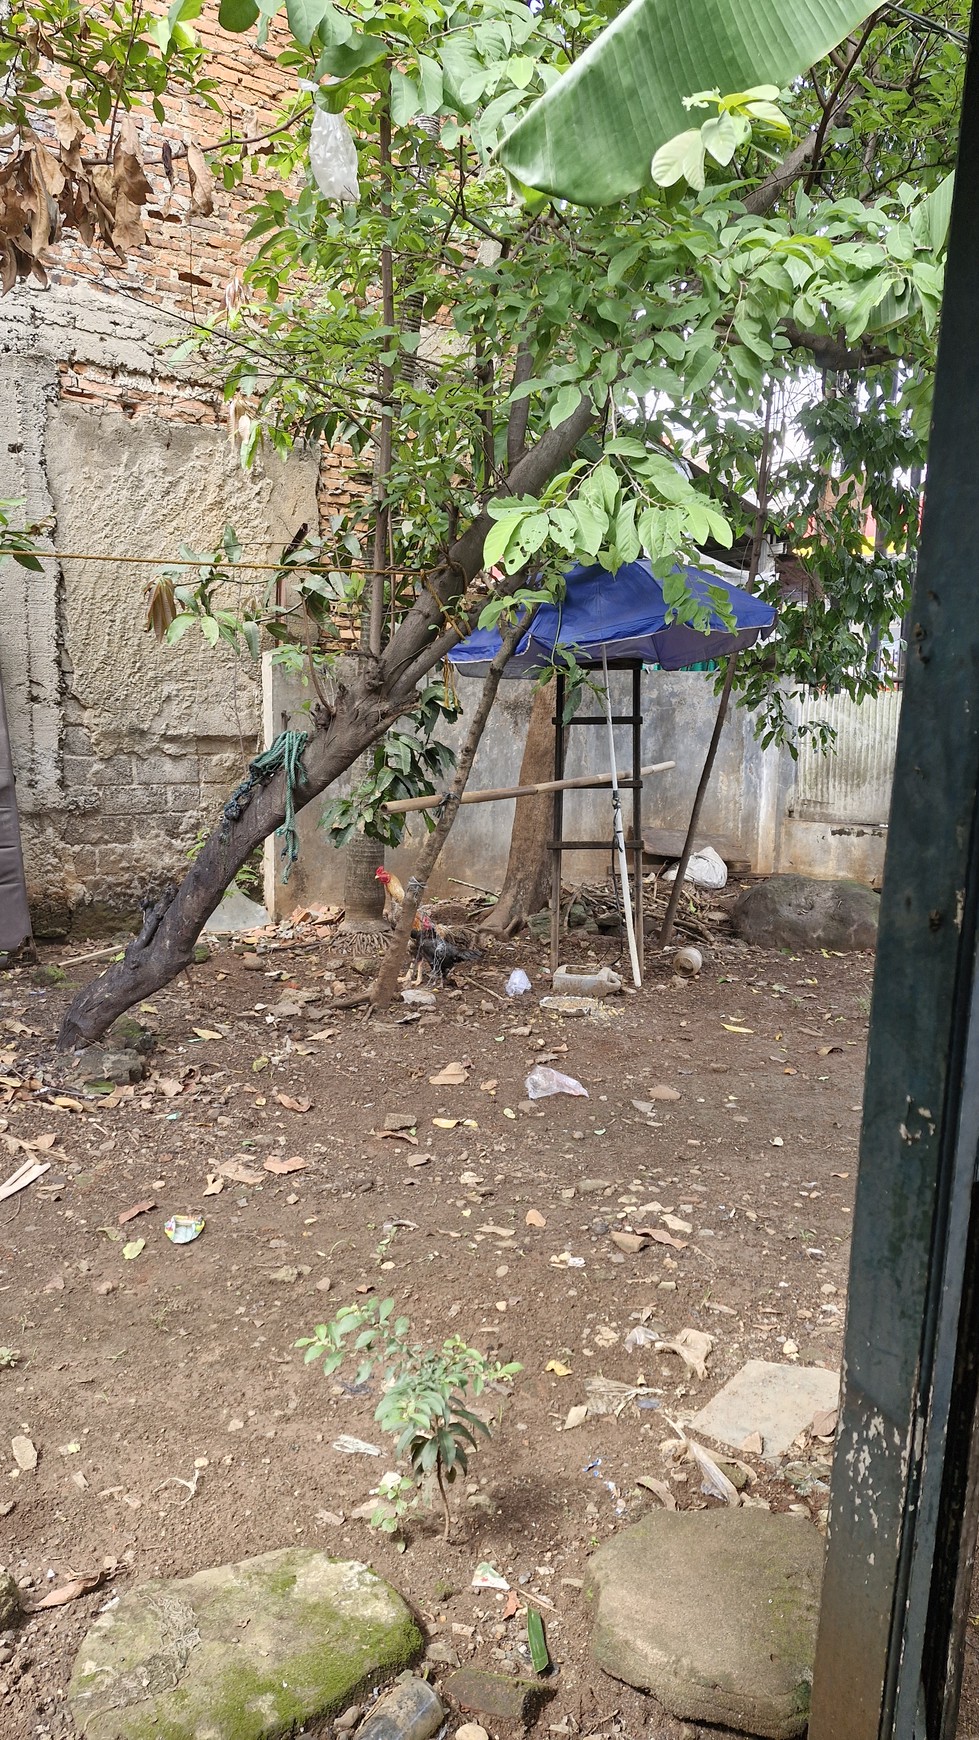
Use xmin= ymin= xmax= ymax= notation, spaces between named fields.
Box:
xmin=263 ymin=1156 xmax=307 ymax=1175
xmin=192 ymin=1028 xmax=224 ymax=1041
xmin=525 ymin=1209 xmax=546 ymax=1228
xmin=811 ymin=1407 xmax=838 ymax=1440
xmin=117 ymin=1200 xmax=155 ymax=1225
xmin=26 ymin=1571 xmax=105 ymax=1611
xmin=216 ymin=1161 xmax=264 ymax=1185
xmin=655 ymin=1327 xmax=714 ymax=1381
xmin=33 ymin=1132 xmax=57 ymax=1150
xmin=203 ymin=1174 xmax=224 ymax=1196
xmin=648 ymin=1084 xmax=680 ymax=1102
xmin=122 ymin=1239 xmax=145 ymax=1260
xmin=376 ymin=1128 xmax=419 ymax=1145
xmin=636 ymin=1476 xmax=677 ymax=1509
xmin=501 ymin=1591 xmax=521 ymax=1620
xmin=637 ymin=1226 xmax=688 ymax=1251
xmin=274 ymin=1092 xmax=312 ymax=1113
xmin=546 ymin=1360 xmax=572 ymax=1377
xmin=563 ymin=1404 xmax=588 ymax=1431
xmin=480 ymin=1079 xmax=498 ymax=1092
xmin=723 ymin=1024 xmax=754 ymax=1034
xmin=817 ymin=1044 xmax=844 ymax=1056
xmin=433 ymin=1118 xmax=459 ymax=1130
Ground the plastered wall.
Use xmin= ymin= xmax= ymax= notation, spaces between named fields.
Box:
xmin=0 ymin=282 xmax=319 ymax=935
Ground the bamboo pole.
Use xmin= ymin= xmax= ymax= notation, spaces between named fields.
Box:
xmin=601 ymin=648 xmax=641 ymax=987
xmin=380 ymin=760 xmax=675 ymax=816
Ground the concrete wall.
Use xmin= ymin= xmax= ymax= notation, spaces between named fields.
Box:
xmin=1 ymin=283 xmax=319 ymax=934
xmin=265 ymin=663 xmax=898 ymax=916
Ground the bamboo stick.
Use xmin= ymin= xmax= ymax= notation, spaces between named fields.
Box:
xmin=381 ymin=760 xmax=675 ymax=816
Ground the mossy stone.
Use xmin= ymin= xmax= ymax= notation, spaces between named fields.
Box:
xmin=68 ymin=1549 xmax=424 ymax=1740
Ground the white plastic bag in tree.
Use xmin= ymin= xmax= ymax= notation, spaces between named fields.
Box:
xmin=309 ymin=108 xmax=360 ymax=202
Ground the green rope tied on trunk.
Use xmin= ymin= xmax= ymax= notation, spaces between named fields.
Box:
xmin=223 ymin=730 xmax=310 ymax=883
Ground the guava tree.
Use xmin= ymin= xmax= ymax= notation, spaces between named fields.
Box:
xmin=30 ymin=0 xmax=955 ymax=1045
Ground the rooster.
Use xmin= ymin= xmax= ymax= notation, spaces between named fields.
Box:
xmin=375 ymin=866 xmax=407 ymax=926
xmin=413 ymin=916 xmax=483 ymax=987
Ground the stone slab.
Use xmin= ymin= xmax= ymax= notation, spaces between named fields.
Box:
xmin=204 ymin=887 xmax=270 ymax=934
xmin=691 ymin=1359 xmax=840 ymax=1458
xmin=443 ymin=1667 xmax=555 ymax=1723
xmin=68 ymin=1549 xmax=423 ymax=1740
xmin=586 ymin=1509 xmax=823 ymax=1739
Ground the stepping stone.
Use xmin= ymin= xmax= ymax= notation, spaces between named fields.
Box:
xmin=586 ymin=1509 xmax=823 ymax=1740
xmin=444 ymin=1667 xmax=555 ymax=1723
xmin=691 ymin=1359 xmax=839 ymax=1459
xmin=68 ymin=1549 xmax=423 ymax=1740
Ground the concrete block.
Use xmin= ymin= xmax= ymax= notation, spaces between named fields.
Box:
xmin=691 ymin=1360 xmax=840 ymax=1459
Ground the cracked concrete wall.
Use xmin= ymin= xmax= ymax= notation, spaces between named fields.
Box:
xmin=0 ymin=282 xmax=319 ymax=935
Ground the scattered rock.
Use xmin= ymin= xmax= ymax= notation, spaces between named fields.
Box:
xmin=68 ymin=1046 xmax=145 ymax=1087
xmin=586 ymin=1509 xmax=823 ymax=1739
xmin=425 ymin=1639 xmax=462 ymax=1667
xmin=10 ymin=1437 xmax=37 ymax=1472
xmin=731 ymin=875 xmax=879 ymax=952
xmin=68 ymin=1549 xmax=423 ymax=1740
xmin=383 ymin=1112 xmax=419 ymax=1132
xmin=578 ymin=1178 xmax=611 ymax=1195
xmin=30 ymin=964 xmax=67 ymax=987
xmin=444 ymin=1667 xmax=555 ymax=1723
xmin=356 ymin=1677 xmax=444 ymax=1740
xmin=456 ymin=1726 xmax=490 ymax=1740
xmin=0 ymin=1569 xmax=22 ymax=1629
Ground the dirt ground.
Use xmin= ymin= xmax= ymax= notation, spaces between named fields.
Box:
xmin=0 ymin=898 xmax=879 ymax=1738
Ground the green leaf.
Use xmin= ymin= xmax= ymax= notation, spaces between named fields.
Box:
xmin=499 ymin=0 xmax=878 ymax=204
xmin=549 ymin=384 xmax=583 ymax=430
xmin=391 ymin=70 xmax=421 ymax=126
xmin=483 ymin=515 xmax=522 ymax=568
xmin=528 ymin=1608 xmax=550 ymax=1671
xmin=218 ymin=0 xmax=259 ymax=30
xmin=651 ymin=128 xmax=705 ymax=190
xmin=701 ymin=109 xmax=741 ymax=166
xmin=316 ymin=32 xmax=388 ymax=78
xmin=286 ymin=0 xmax=330 ymax=42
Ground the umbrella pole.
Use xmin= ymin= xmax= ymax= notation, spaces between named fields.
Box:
xmin=601 ymin=649 xmax=642 ymax=987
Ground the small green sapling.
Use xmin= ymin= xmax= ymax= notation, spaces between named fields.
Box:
xmin=298 ymin=1298 xmax=521 ymax=1540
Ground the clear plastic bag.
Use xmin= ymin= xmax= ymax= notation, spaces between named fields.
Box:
xmin=525 ymin=1065 xmax=589 ymax=1100
xmin=309 ymin=108 xmax=360 ymax=202
xmin=506 ymin=968 xmax=532 ymax=997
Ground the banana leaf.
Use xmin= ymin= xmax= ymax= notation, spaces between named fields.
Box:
xmin=498 ymin=0 xmax=878 ymax=206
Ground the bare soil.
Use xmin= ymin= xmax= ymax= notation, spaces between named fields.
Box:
xmin=0 ymin=907 xmax=875 ymax=1739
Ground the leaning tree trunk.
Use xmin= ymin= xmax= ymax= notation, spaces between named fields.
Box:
xmin=480 ymin=683 xmax=556 ymax=935
xmin=56 ymin=395 xmax=599 ymax=1050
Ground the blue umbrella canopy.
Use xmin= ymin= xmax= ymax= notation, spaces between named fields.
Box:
xmin=450 ymin=560 xmax=776 ymax=676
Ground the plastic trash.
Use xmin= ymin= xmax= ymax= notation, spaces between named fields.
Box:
xmin=355 ymin=1678 xmax=445 ymax=1740
xmin=164 ymin=1215 xmax=204 ymax=1244
xmin=661 ymin=845 xmax=728 ymax=889
xmin=506 ymin=968 xmax=532 ymax=997
xmin=309 ymin=108 xmax=360 ymax=201
xmin=525 ymin=1065 xmax=588 ymax=1100
xmin=551 ymin=965 xmax=623 ymax=997
xmin=471 ymin=1561 xmax=509 ymax=1590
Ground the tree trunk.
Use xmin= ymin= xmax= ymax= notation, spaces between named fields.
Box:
xmin=335 ymin=752 xmax=388 ymax=947
xmin=480 ymin=683 xmax=556 ymax=935
xmin=56 ymin=393 xmax=600 ymax=1050
xmin=370 ymin=614 xmax=526 ymax=1011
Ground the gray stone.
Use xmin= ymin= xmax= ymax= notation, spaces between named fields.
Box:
xmin=68 ymin=1548 xmax=424 ymax=1740
xmin=444 ymin=1667 xmax=555 ymax=1723
xmin=731 ymin=875 xmax=879 ymax=952
xmin=0 ymin=1569 xmax=22 ymax=1630
xmin=586 ymin=1510 xmax=823 ymax=1739
xmin=69 ymin=1046 xmax=145 ymax=1087
xmin=692 ymin=1360 xmax=840 ymax=1460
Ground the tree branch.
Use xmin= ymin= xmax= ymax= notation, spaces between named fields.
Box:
xmin=780 ymin=320 xmax=896 ymax=371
